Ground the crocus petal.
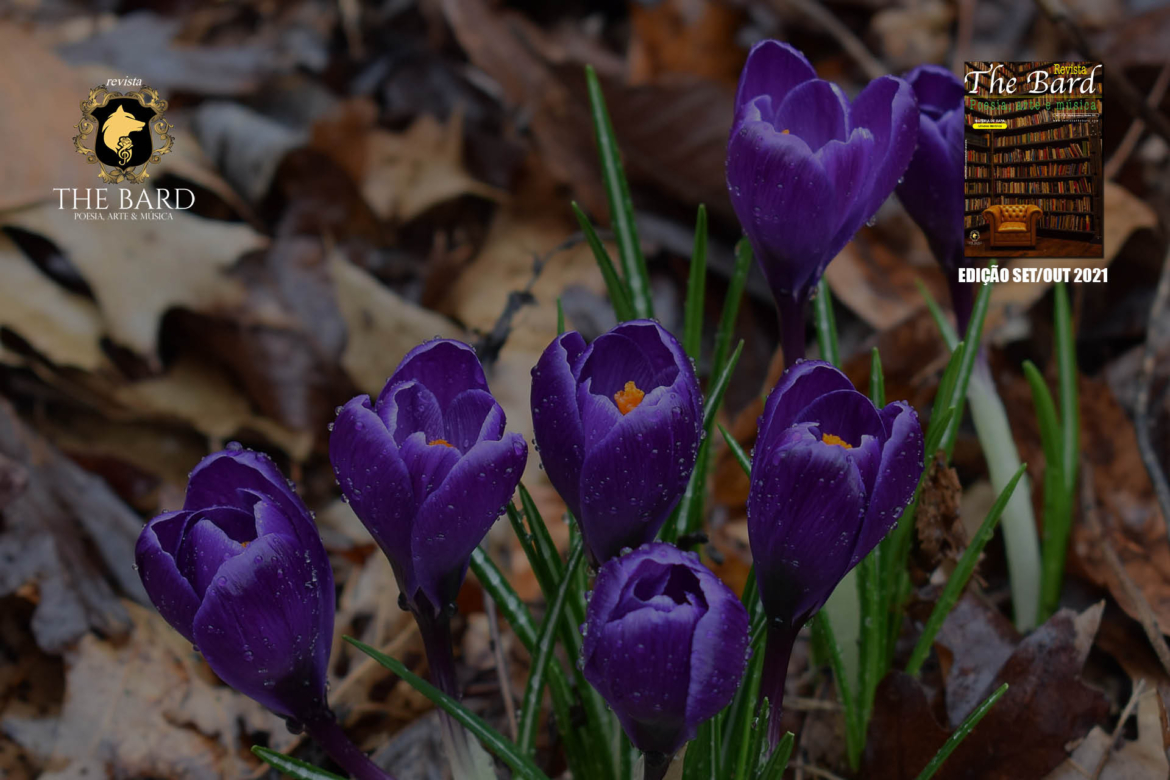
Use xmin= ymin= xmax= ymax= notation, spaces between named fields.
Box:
xmin=849 ymin=75 xmax=920 ymax=223
xmin=605 ymin=320 xmax=690 ymax=385
xmin=588 ymin=606 xmax=698 ymax=755
xmin=193 ymin=533 xmax=333 ymax=719
xmin=748 ymin=431 xmax=866 ymax=625
xmin=411 ymin=433 xmax=527 ymax=611
xmin=852 ymin=401 xmax=923 ymax=565
xmin=577 ymin=381 xmax=625 ymax=449
xmin=377 ymin=380 xmax=445 ymax=446
xmin=444 ymin=389 xmax=505 ymax=452
xmin=398 ymin=431 xmax=461 ymax=504
xmin=531 ymin=332 xmax=588 ymax=519
xmin=576 ymin=331 xmax=657 ymax=400
xmin=177 ymin=514 xmax=249 ymax=599
xmin=253 ymin=498 xmax=299 ymax=540
xmin=383 ymin=339 xmax=488 ymax=411
xmin=183 ymin=447 xmax=301 ymax=523
xmin=734 ymin=40 xmax=819 ymax=126
xmin=896 ymin=114 xmax=963 ymax=261
xmin=819 ymin=129 xmax=878 ymax=262
xmin=578 ymin=405 xmax=684 ymax=563
xmin=773 ymin=79 xmax=850 ymax=151
xmin=758 ymin=360 xmax=856 ymax=465
xmin=685 ymin=565 xmax=750 ymax=731
xmin=135 ymin=511 xmax=200 ymax=642
xmin=793 ymin=389 xmax=886 ymax=446
xmin=904 ymin=64 xmax=965 ymax=118
xmin=329 ymin=396 xmax=418 ymax=593
xmin=727 ymin=123 xmax=838 ymax=299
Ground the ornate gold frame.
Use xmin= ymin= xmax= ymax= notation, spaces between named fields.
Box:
xmin=73 ymin=86 xmax=174 ymax=184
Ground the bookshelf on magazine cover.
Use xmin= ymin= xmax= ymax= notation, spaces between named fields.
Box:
xmin=964 ymin=60 xmax=1103 ymax=259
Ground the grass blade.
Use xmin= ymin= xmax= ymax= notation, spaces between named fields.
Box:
xmin=684 ymin=205 xmax=708 ymax=361
xmin=914 ymin=683 xmax=1008 ymax=780
xmin=869 ymin=348 xmax=885 ymax=407
xmin=469 ymin=549 xmax=600 ymax=779
xmin=517 ymin=540 xmax=585 ymax=756
xmin=1026 ymin=361 xmax=1067 ymax=622
xmin=1054 ymin=283 xmax=1079 ymax=489
xmin=727 ymin=629 xmax=767 ymax=780
xmin=905 ymin=463 xmax=1027 ymax=674
xmin=345 ymin=637 xmax=552 ymax=780
xmin=939 ymin=275 xmax=994 ymax=460
xmin=711 ymin=240 xmax=753 ymax=386
xmin=718 ymin=422 xmax=751 ymax=476
xmin=813 ymin=278 xmax=840 ymax=366
xmin=668 ymin=340 xmax=745 ymax=543
xmin=915 ymin=279 xmax=960 ymax=350
xmin=556 ymin=297 xmax=566 ymax=335
xmin=584 ymin=64 xmax=653 ymax=319
xmin=251 ymin=747 xmax=347 ymax=780
xmin=811 ymin=611 xmax=863 ymax=768
xmin=755 ymin=731 xmax=794 ymax=779
xmin=571 ymin=202 xmax=637 ymax=322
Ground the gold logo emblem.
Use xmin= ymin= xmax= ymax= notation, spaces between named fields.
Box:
xmin=73 ymin=86 xmax=173 ymax=183
xmin=969 ymin=230 xmax=980 ymax=241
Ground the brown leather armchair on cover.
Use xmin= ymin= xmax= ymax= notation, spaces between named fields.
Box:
xmin=982 ymin=204 xmax=1042 ymax=247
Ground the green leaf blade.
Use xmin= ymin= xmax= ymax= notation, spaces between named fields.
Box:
xmin=584 ymin=64 xmax=653 ymax=319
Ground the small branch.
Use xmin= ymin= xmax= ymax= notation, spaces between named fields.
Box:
xmin=483 ymin=594 xmax=519 ymax=739
xmin=1104 ymin=64 xmax=1170 ymax=180
xmin=474 ymin=233 xmax=585 ymax=368
xmin=792 ymin=762 xmax=849 ymax=780
xmin=1133 ymin=242 xmax=1170 ymax=545
xmin=1079 ymin=461 xmax=1170 ymax=680
xmin=1032 ymin=0 xmax=1170 ymax=146
xmin=1091 ymin=679 xmax=1147 ymax=779
xmin=778 ymin=0 xmax=889 ymax=80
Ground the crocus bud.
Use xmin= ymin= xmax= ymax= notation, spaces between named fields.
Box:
xmin=136 ymin=445 xmax=334 ymax=722
xmin=748 ymin=360 xmax=923 ymax=743
xmin=727 ymin=40 xmax=919 ymax=364
xmin=329 ymin=339 xmax=527 ymax=620
xmin=531 ymin=320 xmax=702 ymax=566
xmin=894 ymin=65 xmax=973 ymax=333
xmin=581 ymin=543 xmax=749 ymax=777
xmin=137 ymin=447 xmax=395 ymax=780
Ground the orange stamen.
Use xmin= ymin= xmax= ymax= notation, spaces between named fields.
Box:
xmin=428 ymin=438 xmax=454 ymax=448
xmin=613 ymin=381 xmax=645 ymax=415
xmin=822 ymin=433 xmax=853 ymax=449
xmin=781 ymin=129 xmax=790 ymax=134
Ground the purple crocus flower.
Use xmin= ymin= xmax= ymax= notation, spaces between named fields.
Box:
xmin=329 ymin=339 xmax=527 ymax=622
xmin=330 ymin=339 xmax=526 ymax=778
xmin=748 ymin=360 xmax=923 ymax=744
xmin=531 ymin=320 xmax=702 ymax=566
xmin=136 ymin=446 xmax=393 ymax=780
xmin=581 ymin=543 xmax=749 ymax=779
xmin=895 ymin=65 xmax=974 ymax=333
xmin=727 ymin=41 xmax=919 ymax=365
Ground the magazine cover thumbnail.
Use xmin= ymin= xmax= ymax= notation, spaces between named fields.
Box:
xmin=964 ymin=61 xmax=1103 ymax=259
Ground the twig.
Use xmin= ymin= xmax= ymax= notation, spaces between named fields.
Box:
xmin=1133 ymin=242 xmax=1170 ymax=545
xmin=1079 ymin=460 xmax=1170 ymax=679
xmin=952 ymin=0 xmax=977 ymax=76
xmin=483 ymin=594 xmax=519 ymax=739
xmin=473 ymin=233 xmax=586 ymax=368
xmin=1032 ymin=0 xmax=1170 ymax=146
xmin=786 ymin=696 xmax=844 ymax=712
xmin=1104 ymin=64 xmax=1170 ymax=180
xmin=1091 ymin=679 xmax=1147 ymax=779
xmin=777 ymin=0 xmax=888 ymax=80
xmin=792 ymin=762 xmax=849 ymax=780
